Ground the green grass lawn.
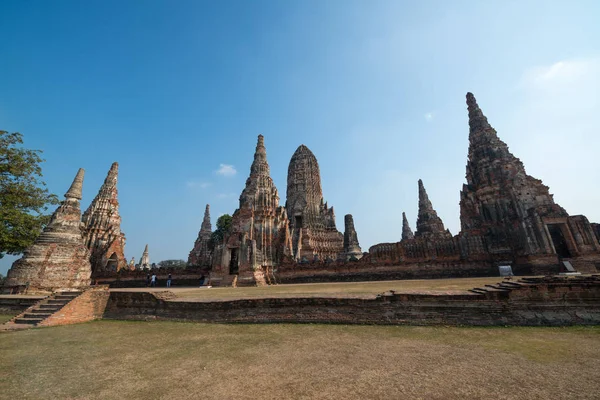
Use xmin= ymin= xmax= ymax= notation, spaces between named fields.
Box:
xmin=1 ymin=320 xmax=599 ymax=399
xmin=124 ymin=276 xmax=516 ymax=301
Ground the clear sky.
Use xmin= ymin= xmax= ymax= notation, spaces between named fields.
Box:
xmin=1 ymin=0 xmax=599 ymax=274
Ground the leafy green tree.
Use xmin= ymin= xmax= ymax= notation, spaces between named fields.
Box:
xmin=210 ymin=214 xmax=232 ymax=248
xmin=0 ymin=131 xmax=58 ymax=258
xmin=157 ymin=259 xmax=187 ymax=269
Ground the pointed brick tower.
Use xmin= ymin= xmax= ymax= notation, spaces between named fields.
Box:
xmin=188 ymin=204 xmax=213 ymax=267
xmin=286 ymin=144 xmax=343 ymax=260
xmin=212 ymin=135 xmax=292 ymax=286
xmin=82 ymin=162 xmax=127 ymax=273
xmin=343 ymin=214 xmax=362 ymax=260
xmin=401 ymin=212 xmax=414 ymax=241
xmin=459 ymin=92 xmax=600 ymax=262
xmin=138 ymin=244 xmax=150 ymax=269
xmin=415 ymin=179 xmax=450 ymax=238
xmin=5 ymin=169 xmax=92 ymax=293
xmin=461 ymin=92 xmax=565 ymax=231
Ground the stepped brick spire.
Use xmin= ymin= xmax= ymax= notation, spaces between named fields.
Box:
xmin=457 ymin=92 xmax=600 ymax=260
xmin=460 ymin=92 xmax=567 ymax=236
xmin=211 ymin=135 xmax=292 ymax=286
xmin=82 ymin=162 xmax=127 ymax=273
xmin=5 ymin=169 xmax=92 ymax=293
xmin=64 ymin=168 xmax=84 ymax=200
xmin=460 ymin=93 xmax=600 ymax=262
xmin=201 ymin=204 xmax=211 ymax=231
xmin=343 ymin=214 xmax=362 ymax=260
xmin=286 ymin=145 xmax=343 ymax=260
xmin=464 ymin=92 xmax=530 ymax=189
xmin=239 ymin=134 xmax=279 ymax=209
xmin=188 ymin=204 xmax=213 ymax=267
xmin=415 ymin=179 xmax=449 ymax=238
xmin=401 ymin=212 xmax=414 ymax=241
xmin=139 ymin=244 xmax=150 ymax=269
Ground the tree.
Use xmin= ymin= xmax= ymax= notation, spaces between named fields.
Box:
xmin=157 ymin=259 xmax=187 ymax=269
xmin=0 ymin=131 xmax=58 ymax=258
xmin=210 ymin=214 xmax=232 ymax=248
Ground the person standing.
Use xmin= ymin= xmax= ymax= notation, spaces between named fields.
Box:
xmin=150 ymin=273 xmax=157 ymax=287
xmin=146 ymin=273 xmax=150 ymax=287
xmin=167 ymin=273 xmax=172 ymax=288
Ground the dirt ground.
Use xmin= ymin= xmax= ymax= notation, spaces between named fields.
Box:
xmin=1 ymin=320 xmax=599 ymax=400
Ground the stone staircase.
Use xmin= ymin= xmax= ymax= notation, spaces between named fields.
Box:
xmin=468 ymin=279 xmax=529 ymax=295
xmin=468 ymin=276 xmax=600 ymax=297
xmin=11 ymin=291 xmax=82 ymax=326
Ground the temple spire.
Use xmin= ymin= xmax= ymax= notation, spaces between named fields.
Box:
xmin=82 ymin=162 xmax=126 ymax=273
xmin=5 ymin=168 xmax=92 ymax=291
xmin=401 ymin=212 xmax=414 ymax=241
xmin=240 ymin=134 xmax=278 ymax=209
xmin=187 ymin=204 xmax=214 ymax=267
xmin=250 ymin=134 xmax=269 ymax=176
xmin=65 ymin=168 xmax=85 ymax=200
xmin=343 ymin=214 xmax=362 ymax=260
xmin=418 ymin=179 xmax=433 ymax=213
xmin=466 ymin=92 xmax=506 ymax=149
xmin=104 ymin=162 xmax=119 ymax=185
xmin=139 ymin=244 xmax=150 ymax=269
xmin=201 ymin=204 xmax=211 ymax=232
xmin=464 ymin=92 xmax=527 ymax=187
xmin=415 ymin=179 xmax=449 ymax=238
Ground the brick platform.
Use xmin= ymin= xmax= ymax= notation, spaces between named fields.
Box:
xmin=103 ymin=276 xmax=600 ymax=326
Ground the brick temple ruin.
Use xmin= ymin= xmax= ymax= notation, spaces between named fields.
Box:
xmin=187 ymin=204 xmax=213 ymax=268
xmin=366 ymin=93 xmax=600 ymax=276
xmin=209 ymin=135 xmax=293 ymax=286
xmin=198 ymin=135 xmax=366 ymax=286
xmin=82 ymin=162 xmax=127 ymax=273
xmin=286 ymin=145 xmax=345 ymax=262
xmin=4 ymin=169 xmax=93 ymax=293
xmin=4 ymin=162 xmax=130 ymax=293
xmin=188 ymin=92 xmax=600 ymax=285
xmin=4 ymin=92 xmax=600 ymax=292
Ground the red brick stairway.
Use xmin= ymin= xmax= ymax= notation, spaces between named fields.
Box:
xmin=11 ymin=291 xmax=82 ymax=326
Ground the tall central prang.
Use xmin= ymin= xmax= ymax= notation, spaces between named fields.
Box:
xmin=286 ymin=145 xmax=344 ymax=261
xmin=210 ymin=135 xmax=292 ymax=286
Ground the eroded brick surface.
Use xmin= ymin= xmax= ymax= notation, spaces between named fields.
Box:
xmin=187 ymin=204 xmax=212 ymax=267
xmin=5 ymin=169 xmax=92 ymax=293
xmin=82 ymin=162 xmax=127 ymax=273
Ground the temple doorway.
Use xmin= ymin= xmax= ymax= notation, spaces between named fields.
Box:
xmin=105 ymin=253 xmax=118 ymax=271
xmin=229 ymin=248 xmax=239 ymax=275
xmin=547 ymin=224 xmax=572 ymax=259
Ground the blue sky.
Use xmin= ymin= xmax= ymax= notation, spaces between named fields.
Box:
xmin=1 ymin=0 xmax=599 ymax=274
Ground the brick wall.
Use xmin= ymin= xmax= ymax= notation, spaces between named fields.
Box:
xmin=275 ymin=261 xmax=498 ymax=284
xmin=39 ymin=286 xmax=110 ymax=327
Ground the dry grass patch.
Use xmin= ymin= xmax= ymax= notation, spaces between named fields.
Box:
xmin=129 ymin=276 xmax=516 ymax=301
xmin=1 ymin=321 xmax=599 ymax=399
xmin=0 ymin=313 xmax=15 ymax=324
